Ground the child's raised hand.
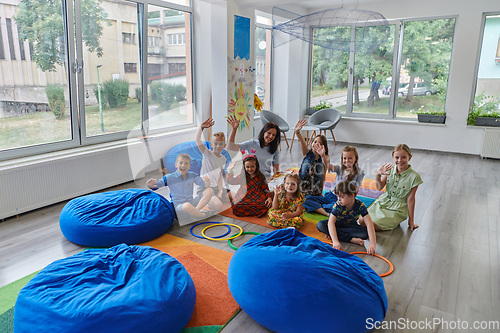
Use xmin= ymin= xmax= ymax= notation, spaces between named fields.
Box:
xmin=201 ymin=118 xmax=215 ymax=129
xmin=294 ymin=119 xmax=307 ymax=133
xmin=227 ymin=161 xmax=236 ymax=172
xmin=314 ymin=143 xmax=326 ymax=157
xmin=265 ymin=197 xmax=272 ymax=208
xmin=377 ymin=163 xmax=393 ymax=176
xmin=275 ymin=184 xmax=283 ymax=196
xmin=227 ymin=115 xmax=240 ymax=130
xmin=146 ymin=178 xmax=158 ymax=190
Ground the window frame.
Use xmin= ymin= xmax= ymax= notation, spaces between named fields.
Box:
xmin=470 ymin=12 xmax=500 ymax=124
xmin=0 ymin=0 xmax=195 ymax=161
xmin=255 ymin=21 xmax=273 ymax=114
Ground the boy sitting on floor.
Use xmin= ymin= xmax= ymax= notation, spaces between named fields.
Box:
xmin=195 ymin=118 xmax=227 ymax=211
xmin=147 ymin=153 xmax=216 ymax=224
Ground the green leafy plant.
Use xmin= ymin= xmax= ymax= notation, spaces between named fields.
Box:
xmin=467 ymin=93 xmax=499 ymax=125
xmin=45 ymin=85 xmax=66 ymax=120
xmin=312 ymin=100 xmax=333 ymax=110
xmin=411 ymin=105 xmax=446 ymax=116
xmin=477 ymin=111 xmax=500 ymax=118
xmin=149 ymin=82 xmax=186 ymax=110
xmin=135 ymin=87 xmax=142 ymax=103
xmin=15 ymin=0 xmax=109 ymax=72
xmin=416 ymin=110 xmax=446 ymax=116
xmin=102 ymin=79 xmax=129 ymax=108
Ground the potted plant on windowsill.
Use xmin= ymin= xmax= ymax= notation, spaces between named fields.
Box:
xmin=306 ymin=100 xmax=333 ymax=116
xmin=412 ymin=106 xmax=446 ymax=124
xmin=467 ymin=93 xmax=500 ymax=127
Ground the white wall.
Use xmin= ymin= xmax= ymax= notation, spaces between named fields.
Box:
xmin=272 ymin=0 xmax=500 ymax=155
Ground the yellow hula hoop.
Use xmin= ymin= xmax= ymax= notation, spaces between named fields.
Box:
xmin=201 ymin=223 xmax=243 ymax=241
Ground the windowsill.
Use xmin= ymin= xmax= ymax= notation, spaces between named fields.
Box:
xmin=0 ymin=126 xmax=197 ymax=171
xmin=340 ymin=116 xmax=446 ymax=126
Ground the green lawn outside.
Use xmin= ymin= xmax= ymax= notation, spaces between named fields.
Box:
xmin=0 ymin=99 xmax=189 ymax=151
xmin=337 ymin=95 xmax=442 ymax=118
xmin=311 ymin=85 xmax=370 ymax=98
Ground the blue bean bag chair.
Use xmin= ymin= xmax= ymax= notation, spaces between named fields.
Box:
xmin=14 ymin=244 xmax=196 ymax=333
xmin=164 ymin=141 xmax=231 ymax=175
xmin=227 ymin=229 xmax=388 ymax=333
xmin=60 ymin=189 xmax=174 ymax=247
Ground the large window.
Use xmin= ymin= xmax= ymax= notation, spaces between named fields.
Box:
xmin=0 ymin=0 xmax=194 ymax=160
xmin=310 ymin=17 xmax=456 ymax=120
xmin=396 ymin=18 xmax=456 ymax=118
xmin=255 ymin=19 xmax=272 ymax=111
xmin=147 ymin=4 xmax=192 ymax=131
xmin=470 ymin=14 xmax=500 ymax=125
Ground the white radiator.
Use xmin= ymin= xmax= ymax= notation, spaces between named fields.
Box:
xmin=481 ymin=128 xmax=500 ymax=159
xmin=0 ymin=147 xmax=136 ymax=220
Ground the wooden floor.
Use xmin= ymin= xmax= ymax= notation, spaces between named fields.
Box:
xmin=1 ymin=140 xmax=500 ymax=332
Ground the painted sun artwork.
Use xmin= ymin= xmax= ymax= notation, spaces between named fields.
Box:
xmin=227 ymin=81 xmax=252 ymax=130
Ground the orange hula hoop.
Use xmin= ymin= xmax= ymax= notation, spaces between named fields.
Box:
xmin=349 ymin=252 xmax=394 ymax=277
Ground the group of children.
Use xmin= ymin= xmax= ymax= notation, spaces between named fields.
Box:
xmin=147 ymin=116 xmax=422 ymax=254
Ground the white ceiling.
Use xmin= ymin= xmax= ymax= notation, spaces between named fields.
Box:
xmin=238 ymin=0 xmax=392 ymax=10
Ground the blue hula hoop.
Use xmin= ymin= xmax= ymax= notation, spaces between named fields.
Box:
xmin=190 ymin=221 xmax=231 ymax=239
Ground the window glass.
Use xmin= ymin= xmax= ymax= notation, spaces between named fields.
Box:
xmin=350 ymin=25 xmax=396 ymax=115
xmin=309 ymin=18 xmax=456 ymax=120
xmin=147 ymin=5 xmax=193 ymax=130
xmin=471 ymin=14 xmax=500 ymax=125
xmin=255 ymin=25 xmax=271 ymax=110
xmin=83 ymin=0 xmax=142 ymax=137
xmin=310 ymin=26 xmax=351 ymax=112
xmin=396 ymin=18 xmax=456 ymax=118
xmin=1 ymin=0 xmax=71 ymax=151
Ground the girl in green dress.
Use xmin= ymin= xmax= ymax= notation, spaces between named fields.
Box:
xmin=364 ymin=144 xmax=422 ymax=231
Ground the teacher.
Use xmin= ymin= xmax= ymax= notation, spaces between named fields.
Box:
xmin=227 ymin=115 xmax=280 ymax=180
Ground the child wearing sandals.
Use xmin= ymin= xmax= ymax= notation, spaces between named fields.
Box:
xmin=268 ymin=174 xmax=305 ymax=229
xmin=317 ymin=181 xmax=376 ymax=255
xmin=226 ymin=153 xmax=272 ymax=217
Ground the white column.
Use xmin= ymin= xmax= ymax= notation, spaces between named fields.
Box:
xmin=227 ymin=0 xmax=255 ymax=143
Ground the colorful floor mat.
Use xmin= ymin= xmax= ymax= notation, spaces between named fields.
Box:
xmin=0 ymin=234 xmax=239 ymax=333
xmin=220 ymin=174 xmax=385 ymax=244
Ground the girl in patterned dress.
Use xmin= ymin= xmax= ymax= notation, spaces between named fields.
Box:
xmin=227 ymin=155 xmax=272 ymax=217
xmin=268 ymin=174 xmax=305 ymax=229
